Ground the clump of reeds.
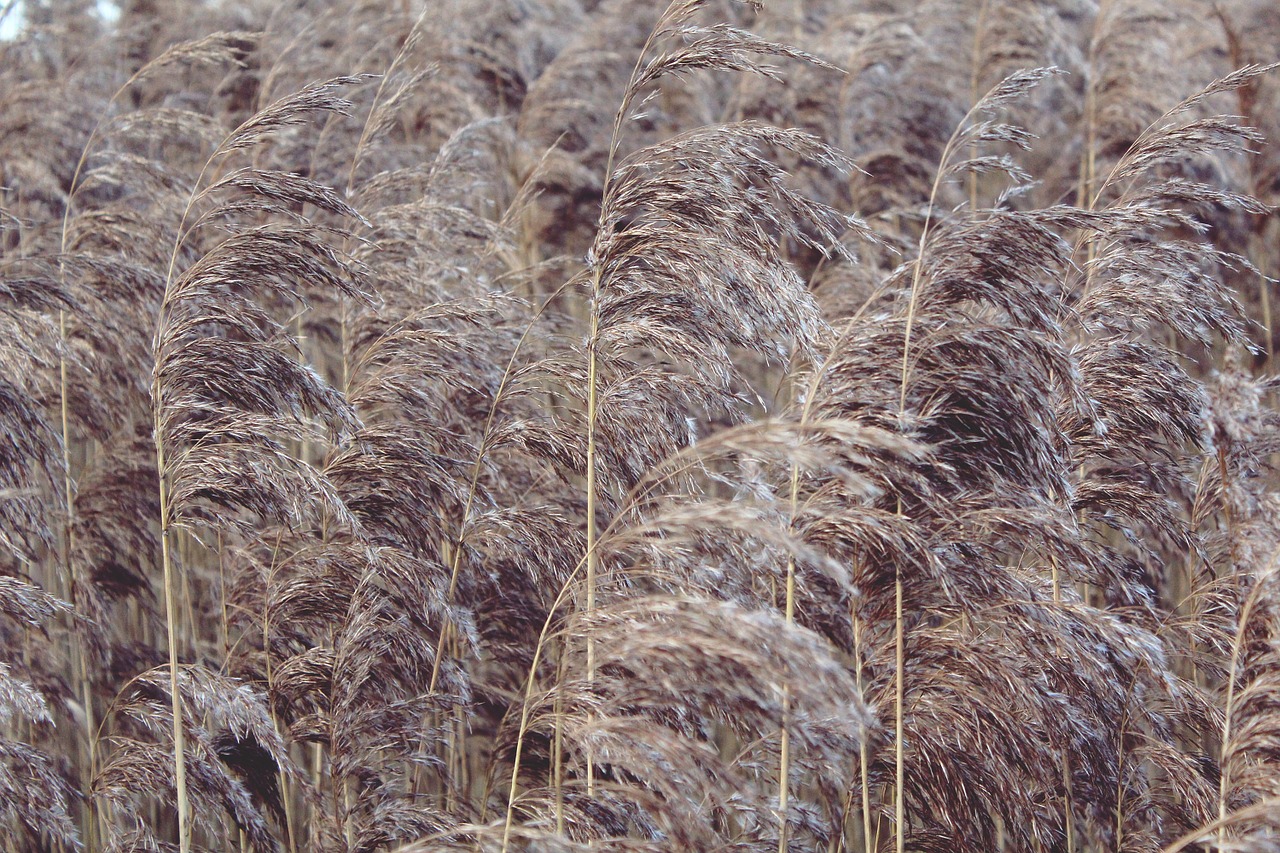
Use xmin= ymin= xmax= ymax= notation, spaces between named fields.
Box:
xmin=3 ymin=1 xmax=1280 ymax=852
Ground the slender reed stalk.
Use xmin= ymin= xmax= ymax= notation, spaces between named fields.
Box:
xmin=500 ymin=561 xmax=586 ymax=853
xmin=151 ymin=419 xmax=189 ymax=852
xmin=893 ymin=565 xmax=904 ymax=853
xmin=52 ymin=44 xmax=235 ymax=846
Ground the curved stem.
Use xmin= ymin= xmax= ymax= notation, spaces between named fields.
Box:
xmin=500 ymin=558 xmax=587 ymax=853
xmin=1162 ymin=796 xmax=1280 ymax=853
xmin=1219 ymin=557 xmax=1265 ymax=850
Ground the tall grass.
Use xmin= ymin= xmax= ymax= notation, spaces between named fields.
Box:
xmin=3 ymin=0 xmax=1280 ymax=851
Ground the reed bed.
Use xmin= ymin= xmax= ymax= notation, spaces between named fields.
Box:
xmin=3 ymin=0 xmax=1280 ymax=851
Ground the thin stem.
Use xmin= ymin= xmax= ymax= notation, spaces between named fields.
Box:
xmin=150 ymin=156 xmax=216 ymax=853
xmin=55 ymin=57 xmax=175 ymax=849
xmin=153 ymin=415 xmax=190 ymax=853
xmin=968 ymin=0 xmax=991 ymax=212
xmin=413 ymin=277 xmax=581 ymax=807
xmin=854 ymin=614 xmax=872 ymax=853
xmin=897 ymin=68 xmax=1020 ymax=414
xmin=584 ymin=307 xmax=600 ymax=801
xmin=894 ymin=568 xmax=905 ymax=853
xmin=1261 ymin=263 xmax=1273 ymax=366
xmin=1063 ymin=753 xmax=1074 ymax=853
xmin=148 ymin=94 xmax=271 ymax=853
xmin=1218 ymin=440 xmax=1239 ymax=845
xmin=1051 ymin=555 xmax=1072 ymax=850
xmin=553 ymin=640 xmax=567 ymax=835
xmin=1115 ymin=715 xmax=1126 ymax=850
xmin=496 ymin=464 xmax=679 ymax=851
xmin=337 ymin=8 xmax=428 ymax=393
xmin=261 ymin=531 xmax=298 ymax=853
xmin=569 ymin=0 xmax=678 ymax=812
xmin=1078 ymin=0 xmax=1102 ymax=211
xmin=777 ymin=676 xmax=791 ymax=851
xmin=500 ymin=564 xmax=584 ymax=853
xmin=898 ymin=139 xmax=952 ymax=416
xmin=768 ymin=249 xmax=896 ymax=853
xmin=890 ymin=81 xmax=1013 ymax=852
xmin=778 ymin=458 xmax=802 ymax=851
xmin=1162 ymin=797 xmax=1280 ymax=853
xmin=1219 ymin=560 xmax=1264 ymax=850
xmin=57 ymin=305 xmax=101 ymax=851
